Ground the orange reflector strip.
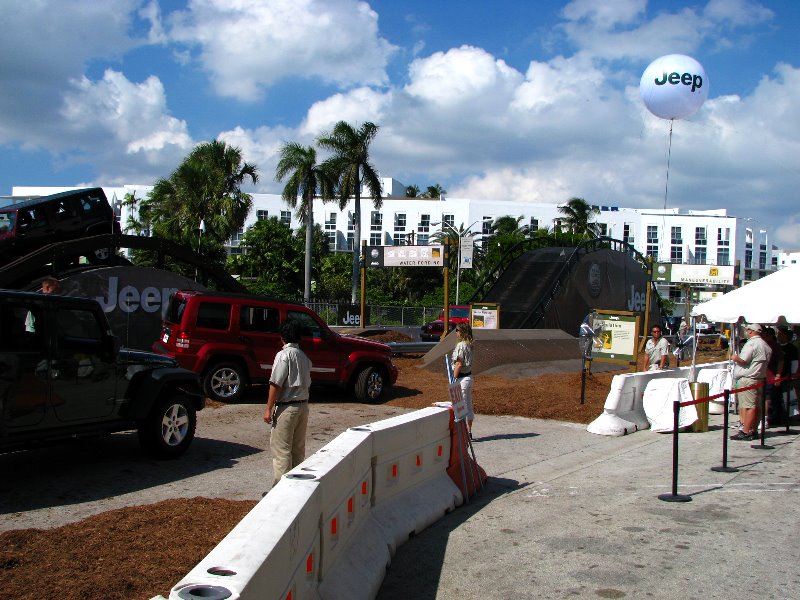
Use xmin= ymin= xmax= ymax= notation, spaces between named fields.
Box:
xmin=286 ymin=591 xmax=292 ymax=600
xmin=361 ymin=481 xmax=368 ymax=495
xmin=331 ymin=518 xmax=338 ymax=535
xmin=348 ymin=497 xmax=354 ymax=513
xmin=437 ymin=445 xmax=443 ymax=457
xmin=306 ymin=553 xmax=313 ymax=573
xmin=416 ymin=454 xmax=421 ymax=466
xmin=392 ymin=464 xmax=397 ymax=478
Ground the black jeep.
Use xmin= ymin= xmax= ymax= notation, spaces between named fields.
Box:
xmin=0 ymin=289 xmax=203 ymax=458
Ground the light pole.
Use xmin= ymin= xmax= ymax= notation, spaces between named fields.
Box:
xmin=434 ymin=220 xmax=480 ymax=305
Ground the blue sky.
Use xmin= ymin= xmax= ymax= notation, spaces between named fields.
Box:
xmin=1 ymin=0 xmax=798 ymax=246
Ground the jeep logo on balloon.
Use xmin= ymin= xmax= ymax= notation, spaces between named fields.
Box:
xmin=640 ymin=54 xmax=709 ymax=120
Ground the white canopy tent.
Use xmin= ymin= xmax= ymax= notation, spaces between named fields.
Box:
xmin=691 ymin=263 xmax=800 ymax=325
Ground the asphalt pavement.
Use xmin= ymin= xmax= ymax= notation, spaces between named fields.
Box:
xmin=377 ymin=412 xmax=800 ymax=600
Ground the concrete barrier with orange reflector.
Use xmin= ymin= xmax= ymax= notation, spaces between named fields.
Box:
xmin=154 ymin=405 xmax=476 ymax=600
xmin=162 ymin=476 xmax=322 ymax=600
xmin=367 ymin=406 xmax=462 ymax=552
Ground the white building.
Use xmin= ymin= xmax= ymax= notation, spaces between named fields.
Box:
xmin=12 ymin=179 xmax=776 ymax=308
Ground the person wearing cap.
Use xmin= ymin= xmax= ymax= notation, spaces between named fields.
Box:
xmin=730 ymin=323 xmax=772 ymax=440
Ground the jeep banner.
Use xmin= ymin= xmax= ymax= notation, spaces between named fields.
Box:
xmin=337 ymin=304 xmax=366 ymax=327
xmin=58 ymin=266 xmax=206 ymax=350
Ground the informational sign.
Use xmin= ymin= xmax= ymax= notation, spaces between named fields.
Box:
xmin=471 ymin=303 xmax=499 ymax=329
xmin=653 ymin=263 xmax=735 ymax=285
xmin=459 ymin=237 xmax=474 ymax=269
xmin=366 ymin=245 xmax=444 ymax=267
xmin=591 ymin=310 xmax=639 ymax=365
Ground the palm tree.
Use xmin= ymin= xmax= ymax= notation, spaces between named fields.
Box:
xmin=141 ymin=140 xmax=259 ymax=248
xmin=421 ymin=183 xmax=447 ymax=199
xmin=317 ymin=121 xmax=383 ymax=303
xmin=405 ymin=184 xmax=420 ymax=198
xmin=557 ymin=197 xmax=601 ymax=239
xmin=275 ymin=143 xmax=335 ymax=302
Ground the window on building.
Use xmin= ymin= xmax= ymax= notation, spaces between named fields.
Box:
xmin=759 ymin=251 xmax=767 ymax=270
xmin=228 ymin=228 xmax=245 ymax=255
xmin=717 ymin=247 xmax=730 ymax=266
xmin=646 ymin=225 xmax=659 ymax=259
xmin=418 ymin=214 xmax=430 ymax=232
xmin=695 ymin=227 xmax=706 ymax=246
xmin=256 ymin=209 xmax=269 ymax=221
xmin=392 ymin=233 xmax=406 ymax=246
xmin=417 ymin=234 xmax=430 ymax=246
xmin=394 ymin=213 xmax=406 ymax=232
xmin=597 ymin=223 xmax=608 ymax=236
xmin=280 ymin=210 xmax=291 ymax=225
xmin=370 ymin=211 xmax=382 ymax=231
xmin=670 ymin=226 xmax=682 ymax=245
xmin=347 ymin=213 xmax=355 ymax=251
xmin=442 ymin=214 xmax=455 ymax=228
xmin=370 ymin=232 xmax=382 ymax=245
xmin=529 ymin=217 xmax=539 ymax=232
xmin=325 ymin=213 xmax=337 ymax=251
xmin=745 ymin=242 xmax=753 ymax=268
xmin=482 ymin=217 xmax=492 ymax=235
xmin=717 ymin=227 xmax=730 ymax=246
xmin=623 ymin=223 xmax=634 ymax=244
xmin=695 ymin=247 xmax=707 ymax=264
xmin=670 ymin=245 xmax=682 ymax=263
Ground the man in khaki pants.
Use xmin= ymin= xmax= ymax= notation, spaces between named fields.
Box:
xmin=264 ymin=319 xmax=312 ymax=489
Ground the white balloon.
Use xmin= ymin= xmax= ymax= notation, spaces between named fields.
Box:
xmin=640 ymin=54 xmax=709 ymax=120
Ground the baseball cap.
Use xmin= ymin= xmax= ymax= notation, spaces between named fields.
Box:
xmin=744 ymin=323 xmax=762 ymax=333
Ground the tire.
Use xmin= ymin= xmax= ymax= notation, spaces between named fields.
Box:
xmin=204 ymin=362 xmax=246 ymax=402
xmin=138 ymin=395 xmax=197 ymax=459
xmin=354 ymin=366 xmax=385 ymax=403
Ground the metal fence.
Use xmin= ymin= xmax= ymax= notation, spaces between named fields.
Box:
xmin=307 ymin=303 xmax=441 ymax=327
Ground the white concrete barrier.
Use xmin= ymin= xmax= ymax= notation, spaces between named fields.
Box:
xmin=587 ymin=362 xmax=727 ymax=436
xmin=697 ymin=367 xmax=733 ymax=414
xmin=154 ymin=406 xmax=465 ymax=600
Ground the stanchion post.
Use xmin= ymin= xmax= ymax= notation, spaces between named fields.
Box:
xmin=658 ymin=400 xmax=692 ymax=503
xmin=712 ymin=389 xmax=738 ymax=473
xmin=751 ymin=383 xmax=774 ymax=450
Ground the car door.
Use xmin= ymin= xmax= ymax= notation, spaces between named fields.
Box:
xmin=49 ymin=305 xmax=117 ymax=422
xmin=238 ymin=302 xmax=283 ymax=381
xmin=288 ymin=309 xmax=342 ymax=384
xmin=0 ymin=299 xmax=50 ymax=431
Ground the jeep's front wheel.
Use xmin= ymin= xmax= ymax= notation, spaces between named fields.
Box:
xmin=204 ymin=362 xmax=245 ymax=402
xmin=354 ymin=366 xmax=385 ymax=403
xmin=138 ymin=395 xmax=197 ymax=459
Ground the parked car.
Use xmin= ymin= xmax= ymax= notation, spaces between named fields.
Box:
xmin=151 ymin=290 xmax=398 ymax=403
xmin=420 ymin=305 xmax=471 ymax=341
xmin=0 ymin=289 xmax=203 ymax=458
xmin=0 ymin=187 xmax=120 ymax=264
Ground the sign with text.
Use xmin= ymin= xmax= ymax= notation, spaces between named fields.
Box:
xmin=366 ymin=245 xmax=444 ymax=267
xmin=591 ymin=310 xmax=639 ymax=365
xmin=337 ymin=304 xmax=365 ymax=327
xmin=471 ymin=303 xmax=500 ymax=329
xmin=653 ymin=263 xmax=735 ymax=285
xmin=459 ymin=237 xmax=474 ymax=269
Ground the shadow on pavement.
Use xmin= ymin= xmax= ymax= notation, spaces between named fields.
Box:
xmin=377 ymin=476 xmax=530 ymax=600
xmin=0 ymin=433 xmax=261 ymax=513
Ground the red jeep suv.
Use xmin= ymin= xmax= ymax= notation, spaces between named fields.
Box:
xmin=152 ymin=290 xmax=397 ymax=403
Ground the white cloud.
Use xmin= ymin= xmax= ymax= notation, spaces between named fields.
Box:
xmin=166 ymin=0 xmax=397 ymax=102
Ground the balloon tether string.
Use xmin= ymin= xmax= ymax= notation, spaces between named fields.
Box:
xmin=663 ymin=119 xmax=673 ymax=211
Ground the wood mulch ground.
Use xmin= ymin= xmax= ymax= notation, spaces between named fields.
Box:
xmin=0 ymin=331 xmax=728 ymax=600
